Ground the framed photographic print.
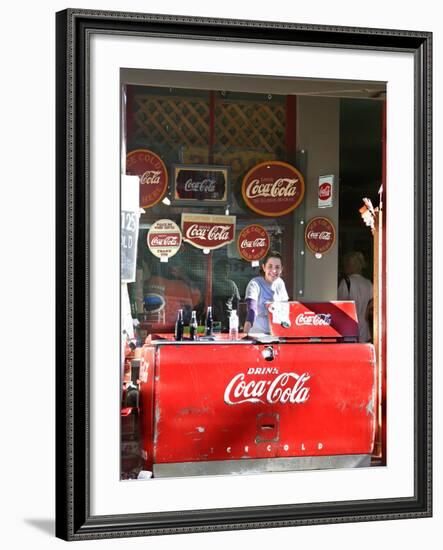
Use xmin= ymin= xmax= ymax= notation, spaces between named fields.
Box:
xmin=55 ymin=8 xmax=432 ymax=541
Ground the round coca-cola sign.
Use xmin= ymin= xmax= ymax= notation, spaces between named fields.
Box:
xmin=241 ymin=161 xmax=305 ymax=217
xmin=237 ymin=225 xmax=270 ymax=262
xmin=147 ymin=219 xmax=182 ymax=260
xmin=305 ymin=217 xmax=336 ymax=255
xmin=126 ymin=149 xmax=168 ymax=209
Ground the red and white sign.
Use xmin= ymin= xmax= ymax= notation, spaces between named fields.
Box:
xmin=237 ymin=225 xmax=270 ymax=262
xmin=147 ymin=219 xmax=182 ymax=260
xmin=126 ymin=149 xmax=168 ymax=209
xmin=241 ymin=161 xmax=305 ymax=217
xmin=305 ymin=217 xmax=336 ymax=255
xmin=318 ymin=175 xmax=334 ymax=208
xmin=181 ymin=213 xmax=236 ymax=251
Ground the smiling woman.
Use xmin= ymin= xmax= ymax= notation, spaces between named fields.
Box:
xmin=244 ymin=251 xmax=288 ymax=335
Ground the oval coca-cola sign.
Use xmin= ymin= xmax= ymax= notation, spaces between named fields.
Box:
xmin=305 ymin=217 xmax=336 ymax=255
xmin=241 ymin=161 xmax=305 ymax=217
xmin=147 ymin=219 xmax=182 ymax=260
xmin=181 ymin=213 xmax=236 ymax=251
xmin=126 ymin=149 xmax=168 ymax=209
xmin=237 ymin=224 xmax=270 ymax=262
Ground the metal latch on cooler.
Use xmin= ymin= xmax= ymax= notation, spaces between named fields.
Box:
xmin=256 ymin=412 xmax=280 ymax=443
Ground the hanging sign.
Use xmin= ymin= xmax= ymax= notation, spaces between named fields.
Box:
xmin=241 ymin=161 xmax=305 ymax=217
xmin=147 ymin=219 xmax=182 ymax=261
xmin=318 ymin=175 xmax=334 ymax=208
xmin=121 ymin=210 xmax=140 ymax=283
xmin=121 ymin=175 xmax=140 ymax=283
xmin=181 ymin=213 xmax=236 ymax=251
xmin=126 ymin=149 xmax=168 ymax=209
xmin=305 ymin=217 xmax=336 ymax=256
xmin=237 ymin=224 xmax=270 ymax=263
xmin=172 ymin=164 xmax=229 ymax=205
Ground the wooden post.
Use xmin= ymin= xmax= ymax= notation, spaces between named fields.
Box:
xmin=359 ymin=197 xmax=384 ymax=463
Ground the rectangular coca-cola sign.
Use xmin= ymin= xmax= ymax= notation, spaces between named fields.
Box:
xmin=181 ymin=213 xmax=236 ymax=250
xmin=172 ymin=164 xmax=229 ymax=205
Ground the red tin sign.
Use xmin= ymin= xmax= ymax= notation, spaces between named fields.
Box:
xmin=237 ymin=224 xmax=270 ymax=262
xmin=181 ymin=213 xmax=236 ymax=250
xmin=147 ymin=219 xmax=182 ymax=260
xmin=126 ymin=149 xmax=168 ymax=209
xmin=173 ymin=164 xmax=229 ymax=205
xmin=305 ymin=217 xmax=336 ymax=255
xmin=241 ymin=161 xmax=305 ymax=217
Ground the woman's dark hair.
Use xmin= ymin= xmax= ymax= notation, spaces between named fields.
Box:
xmin=261 ymin=251 xmax=283 ymax=267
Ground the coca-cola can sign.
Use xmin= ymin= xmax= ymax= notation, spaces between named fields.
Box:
xmin=241 ymin=161 xmax=305 ymax=217
xmin=318 ymin=175 xmax=334 ymax=208
xmin=147 ymin=219 xmax=182 ymax=260
xmin=305 ymin=217 xmax=336 ymax=255
xmin=237 ymin=225 xmax=270 ymax=262
xmin=126 ymin=149 xmax=168 ymax=209
xmin=181 ymin=213 xmax=236 ymax=251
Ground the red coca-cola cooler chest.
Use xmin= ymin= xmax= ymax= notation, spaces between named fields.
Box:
xmin=137 ymin=301 xmax=377 ymax=477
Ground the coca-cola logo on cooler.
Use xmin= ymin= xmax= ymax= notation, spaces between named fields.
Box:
xmin=295 ymin=312 xmax=332 ymax=326
xmin=181 ymin=213 xmax=236 ymax=250
xmin=147 ymin=219 xmax=182 ymax=260
xmin=237 ymin=225 xmax=270 ymax=262
xmin=126 ymin=149 xmax=168 ymax=209
xmin=224 ymin=367 xmax=311 ymax=405
xmin=305 ymin=217 xmax=336 ymax=255
xmin=241 ymin=161 xmax=305 ymax=217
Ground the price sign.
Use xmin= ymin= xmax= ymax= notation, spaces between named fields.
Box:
xmin=121 ymin=210 xmax=139 ymax=282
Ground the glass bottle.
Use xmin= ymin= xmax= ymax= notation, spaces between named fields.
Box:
xmin=190 ymin=310 xmax=198 ymax=341
xmin=174 ymin=309 xmax=184 ymax=341
xmin=229 ymin=310 xmax=239 ymax=340
xmin=205 ymin=306 xmax=213 ymax=336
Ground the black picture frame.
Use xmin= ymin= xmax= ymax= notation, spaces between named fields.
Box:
xmin=56 ymin=9 xmax=432 ymax=541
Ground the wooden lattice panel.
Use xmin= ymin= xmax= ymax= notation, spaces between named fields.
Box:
xmin=133 ymin=95 xmax=210 ymax=156
xmin=215 ymin=101 xmax=285 ymax=153
xmin=132 ymin=94 xmax=286 ymax=179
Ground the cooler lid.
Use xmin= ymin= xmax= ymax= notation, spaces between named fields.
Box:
xmin=266 ymin=301 xmax=359 ymax=340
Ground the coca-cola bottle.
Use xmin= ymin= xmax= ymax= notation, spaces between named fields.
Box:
xmin=189 ymin=310 xmax=198 ymax=341
xmin=205 ymin=306 xmax=213 ymax=336
xmin=174 ymin=309 xmax=184 ymax=341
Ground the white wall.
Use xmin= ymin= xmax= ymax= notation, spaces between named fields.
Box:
xmin=1 ymin=1 xmax=440 ymax=549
